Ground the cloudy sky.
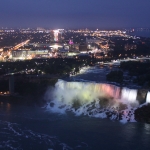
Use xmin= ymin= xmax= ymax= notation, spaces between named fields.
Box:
xmin=0 ymin=0 xmax=150 ymax=29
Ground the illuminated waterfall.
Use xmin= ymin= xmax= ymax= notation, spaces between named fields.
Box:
xmin=146 ymin=92 xmax=150 ymax=103
xmin=53 ymin=79 xmax=138 ymax=104
xmin=55 ymin=79 xmax=121 ymax=99
xmin=45 ymin=80 xmax=146 ymax=122
xmin=121 ymin=88 xmax=138 ymax=103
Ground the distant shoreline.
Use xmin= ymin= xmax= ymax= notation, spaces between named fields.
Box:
xmin=128 ymin=31 xmax=150 ymax=38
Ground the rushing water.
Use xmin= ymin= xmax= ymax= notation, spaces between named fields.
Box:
xmin=0 ymin=103 xmax=150 ymax=150
xmin=45 ymin=79 xmax=150 ymax=123
xmin=0 ymin=66 xmax=150 ymax=150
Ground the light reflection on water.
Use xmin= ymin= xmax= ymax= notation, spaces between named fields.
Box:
xmin=6 ymin=103 xmax=11 ymax=112
xmin=144 ymin=123 xmax=150 ymax=133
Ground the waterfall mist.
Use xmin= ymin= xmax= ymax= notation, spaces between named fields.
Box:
xmin=44 ymin=79 xmax=149 ymax=122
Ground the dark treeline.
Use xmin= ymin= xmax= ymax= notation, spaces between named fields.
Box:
xmin=106 ymin=70 xmax=123 ymax=84
xmin=120 ymin=61 xmax=150 ymax=75
xmin=0 ymin=57 xmax=97 ymax=76
xmin=0 ymin=56 xmax=97 ymax=105
xmin=120 ymin=61 xmax=150 ymax=86
xmin=106 ymin=60 xmax=150 ymax=87
xmin=135 ymin=104 xmax=150 ymax=124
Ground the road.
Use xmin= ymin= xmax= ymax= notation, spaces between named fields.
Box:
xmin=12 ymin=40 xmax=30 ymax=50
xmin=1 ymin=39 xmax=30 ymax=59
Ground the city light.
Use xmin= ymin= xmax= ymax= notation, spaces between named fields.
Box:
xmin=53 ymin=30 xmax=59 ymax=42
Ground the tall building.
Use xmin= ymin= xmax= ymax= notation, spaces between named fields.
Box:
xmin=53 ymin=29 xmax=64 ymax=42
xmin=53 ymin=30 xmax=59 ymax=42
xmin=79 ymin=43 xmax=87 ymax=52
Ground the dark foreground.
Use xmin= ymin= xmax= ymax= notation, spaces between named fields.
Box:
xmin=0 ymin=102 xmax=150 ymax=150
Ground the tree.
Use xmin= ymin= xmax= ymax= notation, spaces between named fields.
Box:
xmin=106 ymin=70 xmax=123 ymax=83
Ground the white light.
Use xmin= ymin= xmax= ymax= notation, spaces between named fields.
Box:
xmin=146 ymin=92 xmax=150 ymax=103
xmin=121 ymin=88 xmax=137 ymax=103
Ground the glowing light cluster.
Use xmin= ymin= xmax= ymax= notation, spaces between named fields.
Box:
xmin=53 ymin=30 xmax=59 ymax=42
xmin=49 ymin=80 xmax=139 ymax=104
xmin=121 ymin=88 xmax=138 ymax=103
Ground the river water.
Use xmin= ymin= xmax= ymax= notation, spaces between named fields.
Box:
xmin=0 ymin=66 xmax=150 ymax=150
xmin=0 ymin=103 xmax=150 ymax=150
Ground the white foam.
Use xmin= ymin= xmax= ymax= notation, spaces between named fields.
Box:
xmin=45 ymin=80 xmax=145 ymax=122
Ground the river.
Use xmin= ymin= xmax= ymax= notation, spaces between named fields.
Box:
xmin=0 ymin=103 xmax=150 ymax=150
xmin=0 ymin=66 xmax=150 ymax=150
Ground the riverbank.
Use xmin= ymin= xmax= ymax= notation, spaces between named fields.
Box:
xmin=135 ymin=104 xmax=150 ymax=124
xmin=0 ymin=66 xmax=150 ymax=124
xmin=0 ymin=77 xmax=58 ymax=106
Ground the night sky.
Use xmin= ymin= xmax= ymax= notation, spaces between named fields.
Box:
xmin=0 ymin=0 xmax=150 ymax=29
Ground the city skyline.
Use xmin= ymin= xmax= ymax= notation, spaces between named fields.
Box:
xmin=0 ymin=0 xmax=150 ymax=29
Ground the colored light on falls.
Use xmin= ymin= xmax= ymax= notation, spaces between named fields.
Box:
xmin=44 ymin=80 xmax=150 ymax=123
xmin=51 ymin=80 xmax=139 ymax=104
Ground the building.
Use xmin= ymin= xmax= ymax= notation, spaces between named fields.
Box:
xmin=11 ymin=49 xmax=50 ymax=60
xmin=37 ymin=27 xmax=45 ymax=33
xmin=53 ymin=30 xmax=59 ymax=42
xmin=124 ymin=44 xmax=137 ymax=51
xmin=79 ymin=43 xmax=87 ymax=52
xmin=58 ymin=49 xmax=80 ymax=58
xmin=50 ymin=43 xmax=63 ymax=50
xmin=53 ymin=29 xmax=64 ymax=42
xmin=86 ymin=37 xmax=101 ymax=44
